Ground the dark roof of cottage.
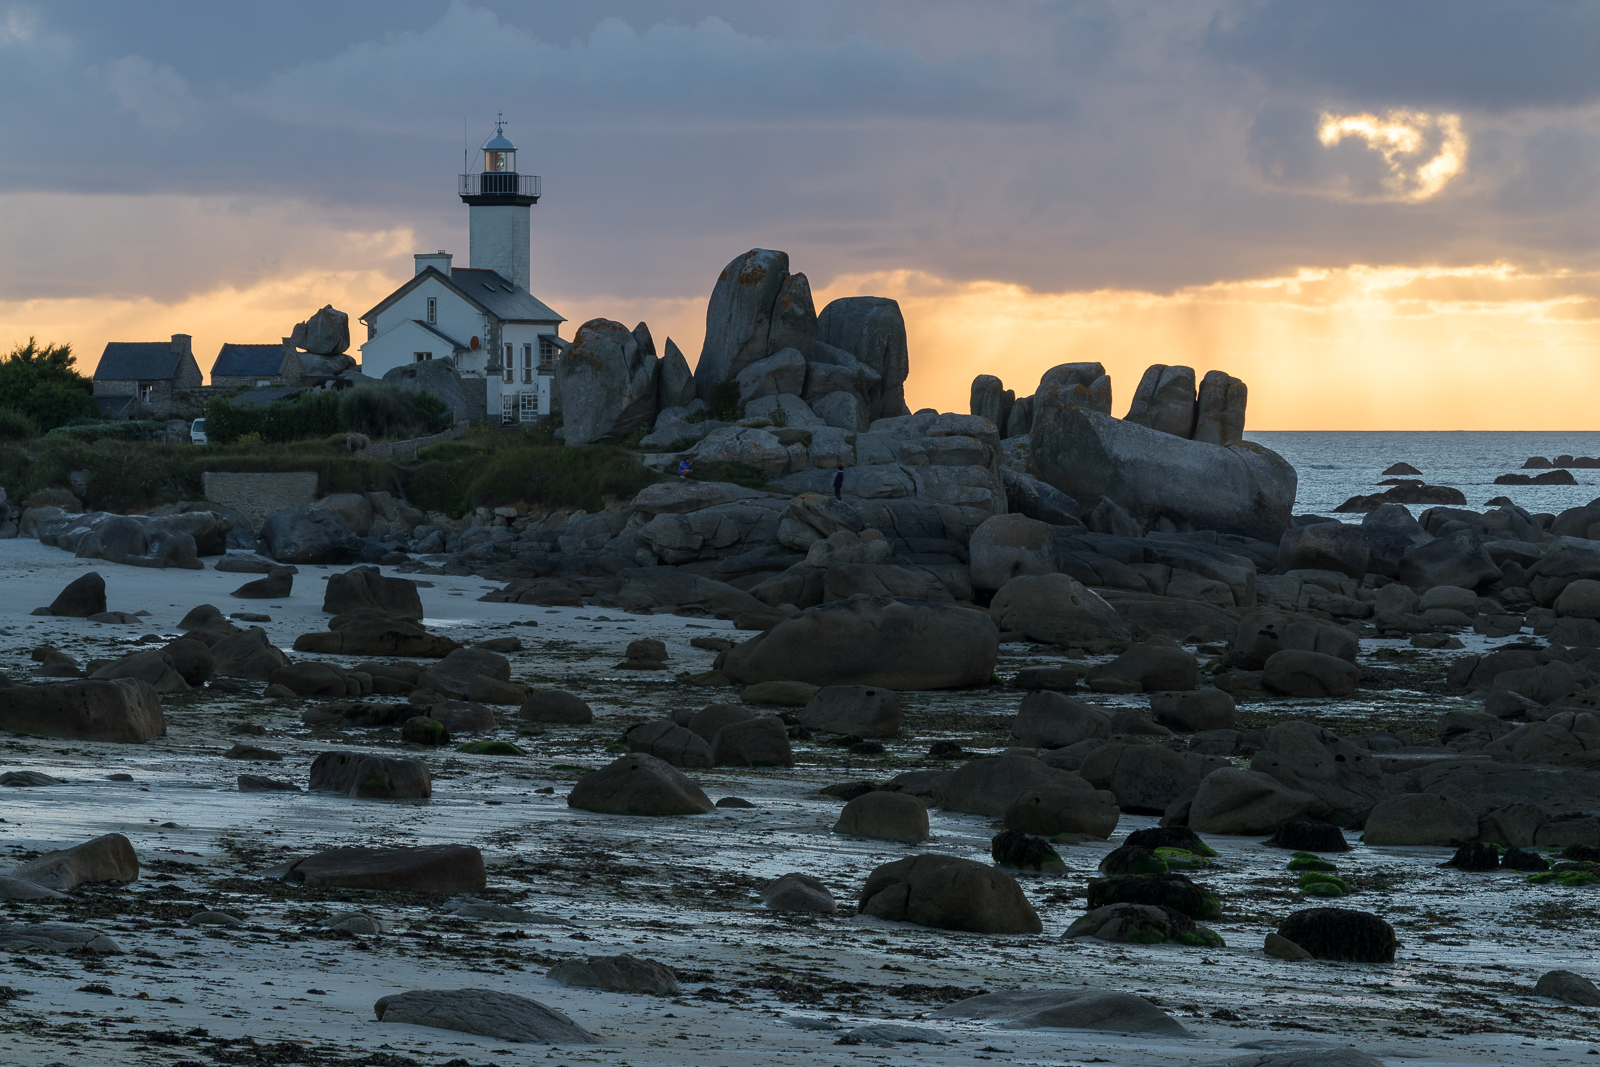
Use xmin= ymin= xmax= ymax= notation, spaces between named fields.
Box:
xmin=95 ymin=342 xmax=184 ymax=381
xmin=212 ymin=343 xmax=287 ymax=378
xmin=361 ymin=267 xmax=565 ymax=326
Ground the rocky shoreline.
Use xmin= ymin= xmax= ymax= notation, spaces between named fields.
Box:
xmin=1 ymin=249 xmax=1599 ymax=1065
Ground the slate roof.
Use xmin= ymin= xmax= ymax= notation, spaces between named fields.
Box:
xmin=212 ymin=343 xmax=287 ymax=378
xmin=362 ymin=267 xmax=565 ymax=327
xmin=95 ymin=342 xmax=183 ymax=381
xmin=448 ymin=269 xmax=564 ymax=323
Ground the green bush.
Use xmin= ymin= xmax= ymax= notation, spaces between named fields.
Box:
xmin=685 ymin=459 xmax=768 ymax=488
xmin=26 ymin=486 xmax=82 ymax=510
xmin=0 ymin=338 xmax=97 ymax=430
xmin=0 ymin=408 xmax=37 ymax=441
xmin=338 ymin=387 xmax=449 ymax=439
xmin=203 ymin=385 xmax=450 ymax=445
xmin=401 ymin=438 xmax=661 ymax=518
xmin=708 ymin=380 xmax=740 ymax=421
xmin=46 ymin=419 xmax=167 ymax=442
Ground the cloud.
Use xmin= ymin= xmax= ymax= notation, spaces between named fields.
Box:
xmin=242 ymin=5 xmax=1015 ymax=136
xmin=98 ymin=54 xmax=199 ymax=129
xmin=1315 ymin=109 xmax=1467 ymax=201
xmin=0 ymin=192 xmax=415 ymax=301
xmin=1207 ymin=0 xmax=1600 ymax=112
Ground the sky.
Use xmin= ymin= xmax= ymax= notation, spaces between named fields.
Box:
xmin=3 ymin=1 xmax=1599 ymax=429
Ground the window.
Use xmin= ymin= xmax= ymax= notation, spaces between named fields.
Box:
xmin=138 ymin=381 xmax=155 ymax=403
xmin=414 ymin=352 xmax=431 ymax=362
xmin=522 ymin=344 xmax=533 ymax=384
xmin=538 ymin=335 xmax=557 ymax=370
xmin=426 ymin=297 xmax=436 ymax=324
xmin=502 ymin=343 xmax=513 ymax=383
xmin=255 ymin=379 xmax=271 ymax=387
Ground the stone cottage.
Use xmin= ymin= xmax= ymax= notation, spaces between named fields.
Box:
xmin=92 ymin=334 xmax=205 ymax=419
xmin=210 ymin=340 xmax=304 ymax=390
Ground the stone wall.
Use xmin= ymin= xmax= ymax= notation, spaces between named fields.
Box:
xmin=360 ymin=424 xmax=467 ymax=461
xmin=202 ymin=471 xmax=318 ymax=529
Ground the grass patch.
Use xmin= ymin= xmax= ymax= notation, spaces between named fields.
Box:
xmin=401 ymin=428 xmax=662 ymax=517
xmin=0 ymin=435 xmax=401 ymax=513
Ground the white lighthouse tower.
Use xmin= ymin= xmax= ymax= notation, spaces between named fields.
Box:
xmin=459 ymin=120 xmax=541 ymax=290
xmin=357 ymin=117 xmax=565 ymax=424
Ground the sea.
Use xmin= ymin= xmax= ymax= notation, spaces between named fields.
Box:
xmin=1245 ymin=431 xmax=1600 ymax=521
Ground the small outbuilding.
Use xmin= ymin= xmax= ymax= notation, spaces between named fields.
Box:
xmin=210 ymin=341 xmax=304 ymax=390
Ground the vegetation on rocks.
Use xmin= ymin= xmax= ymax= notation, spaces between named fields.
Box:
xmin=202 ymin=384 xmax=450 ymax=445
xmin=401 ymin=425 xmax=662 ymax=518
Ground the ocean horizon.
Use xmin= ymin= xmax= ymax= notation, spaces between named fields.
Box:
xmin=1245 ymin=429 xmax=1600 ymax=519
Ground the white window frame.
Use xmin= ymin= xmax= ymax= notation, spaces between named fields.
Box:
xmin=522 ymin=343 xmax=533 ymax=384
xmin=538 ymin=334 xmax=556 ymax=370
xmin=502 ymin=343 xmax=513 ymax=383
xmin=414 ymin=351 xmax=431 ymax=362
xmin=426 ymin=297 xmax=436 ymax=324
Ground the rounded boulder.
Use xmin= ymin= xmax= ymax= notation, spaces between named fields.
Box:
xmin=1262 ymin=650 xmax=1359 ymax=698
xmin=567 ymin=753 xmax=715 ymax=816
xmin=859 ymin=854 xmax=1042 ymax=934
xmin=721 ymin=595 xmax=998 ymax=691
xmin=1361 ymin=793 xmax=1477 ymax=847
xmin=834 ymin=791 xmax=930 ymax=843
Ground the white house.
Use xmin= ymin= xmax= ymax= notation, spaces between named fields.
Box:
xmin=359 ymin=123 xmax=566 ymax=423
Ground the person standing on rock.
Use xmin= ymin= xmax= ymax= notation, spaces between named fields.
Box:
xmin=833 ymin=469 xmax=844 ymax=500
xmin=677 ymin=458 xmax=693 ymax=479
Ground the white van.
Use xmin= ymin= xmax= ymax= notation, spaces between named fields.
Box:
xmin=190 ymin=418 xmax=207 ymax=445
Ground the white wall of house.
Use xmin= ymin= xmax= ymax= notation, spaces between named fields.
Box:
xmin=360 ymin=265 xmax=561 ymax=421
xmin=371 ymin=274 xmax=488 ymax=350
xmin=359 ymin=318 xmax=465 ymax=380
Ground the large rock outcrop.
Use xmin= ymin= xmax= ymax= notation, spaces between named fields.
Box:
xmin=683 ymin=248 xmax=906 ymax=430
xmin=556 ymin=318 xmax=660 ymax=445
xmin=382 ymin=357 xmax=469 ymax=423
xmin=1031 ymin=401 xmax=1294 ymax=542
xmin=294 ymin=305 xmax=350 ymax=355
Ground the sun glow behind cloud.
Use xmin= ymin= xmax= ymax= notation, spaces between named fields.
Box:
xmin=1316 ymin=108 xmax=1467 ymax=201
xmin=813 ymin=262 xmax=1600 ymax=430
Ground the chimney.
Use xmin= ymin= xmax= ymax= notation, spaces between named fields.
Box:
xmin=171 ymin=333 xmax=191 ymax=356
xmin=414 ymin=251 xmax=453 ymax=277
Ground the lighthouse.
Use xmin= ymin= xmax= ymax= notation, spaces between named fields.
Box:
xmin=458 ymin=120 xmax=541 ymax=292
xmin=358 ymin=118 xmax=565 ymax=424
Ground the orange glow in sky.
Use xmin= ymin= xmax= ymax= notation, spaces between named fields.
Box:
xmin=3 ymin=257 xmax=1596 ymax=432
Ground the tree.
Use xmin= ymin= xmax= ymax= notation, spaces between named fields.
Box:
xmin=0 ymin=338 xmax=97 ymax=431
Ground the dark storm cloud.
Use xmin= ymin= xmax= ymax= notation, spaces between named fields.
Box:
xmin=1206 ymin=0 xmax=1600 ymax=112
xmin=1 ymin=0 xmax=1598 ymax=306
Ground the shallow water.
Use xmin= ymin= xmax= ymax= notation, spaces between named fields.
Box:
xmin=1248 ymin=430 xmax=1600 ymax=519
